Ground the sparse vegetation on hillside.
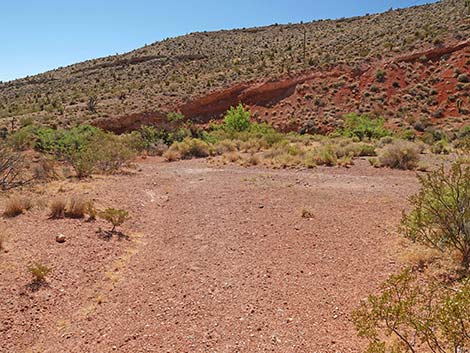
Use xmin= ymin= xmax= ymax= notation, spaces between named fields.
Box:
xmin=0 ymin=0 xmax=468 ymax=132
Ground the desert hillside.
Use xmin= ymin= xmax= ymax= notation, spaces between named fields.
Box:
xmin=0 ymin=0 xmax=469 ymax=133
xmin=1 ymin=2 xmax=470 ymax=352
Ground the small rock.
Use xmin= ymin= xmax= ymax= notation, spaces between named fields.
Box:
xmin=56 ymin=234 xmax=66 ymax=243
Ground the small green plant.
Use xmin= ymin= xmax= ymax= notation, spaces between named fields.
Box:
xmin=98 ymin=208 xmax=129 ymax=233
xmin=28 ymin=263 xmax=51 ymax=283
xmin=223 ymin=104 xmax=251 ymax=133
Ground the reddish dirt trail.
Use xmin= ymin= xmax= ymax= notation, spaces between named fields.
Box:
xmin=1 ymin=159 xmax=419 ymax=352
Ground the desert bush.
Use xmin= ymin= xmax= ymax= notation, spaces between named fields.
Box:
xmin=313 ymin=144 xmax=338 ymax=166
xmin=7 ymin=125 xmax=37 ymax=151
xmin=65 ymin=196 xmax=89 ymax=219
xmin=3 ymin=196 xmax=32 ymax=218
xmin=378 ymin=140 xmax=420 ymax=170
xmin=339 ymin=142 xmax=376 ymax=157
xmin=401 ymin=160 xmax=470 ymax=269
xmin=454 ymin=126 xmax=470 ymax=150
xmin=224 ymin=151 xmax=241 ymax=163
xmin=162 ymin=148 xmax=182 ymax=162
xmin=33 ymin=157 xmax=58 ymax=181
xmin=53 ymin=128 xmax=136 ymax=177
xmin=93 ymin=135 xmax=135 ymax=174
xmin=430 ymin=139 xmax=452 ymax=154
xmin=377 ymin=136 xmax=394 ymax=147
xmin=98 ymin=208 xmax=129 ymax=233
xmin=223 ymin=104 xmax=251 ymax=133
xmin=167 ymin=112 xmax=185 ymax=123
xmin=375 ymin=70 xmax=386 ymax=83
xmin=165 ymin=138 xmax=210 ymax=160
xmin=214 ymin=139 xmax=238 ymax=154
xmin=0 ymin=145 xmax=31 ymax=190
xmin=49 ymin=198 xmax=67 ymax=219
xmin=28 ymin=263 xmax=51 ymax=283
xmin=245 ymin=153 xmax=261 ymax=166
xmin=341 ymin=114 xmax=391 ymax=140
xmin=66 ymin=146 xmax=97 ymax=178
xmin=353 ymin=269 xmax=470 ymax=353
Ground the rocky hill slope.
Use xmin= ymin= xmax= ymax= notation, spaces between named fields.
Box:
xmin=1 ymin=0 xmax=469 ymax=133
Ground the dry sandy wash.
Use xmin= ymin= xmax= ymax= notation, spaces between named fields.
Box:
xmin=0 ymin=158 xmax=420 ymax=352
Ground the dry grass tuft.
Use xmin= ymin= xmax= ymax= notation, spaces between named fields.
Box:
xmin=0 ymin=234 xmax=5 ymax=252
xmin=3 ymin=197 xmax=33 ymax=218
xmin=65 ymin=196 xmax=89 ymax=219
xmin=163 ymin=149 xmax=182 ymax=162
xmin=301 ymin=208 xmax=314 ymax=218
xmin=49 ymin=198 xmax=67 ymax=219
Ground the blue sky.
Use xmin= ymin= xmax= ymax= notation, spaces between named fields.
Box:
xmin=0 ymin=0 xmax=437 ymax=82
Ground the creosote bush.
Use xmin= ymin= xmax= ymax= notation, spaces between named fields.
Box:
xmin=401 ymin=160 xmax=470 ymax=269
xmin=6 ymin=125 xmax=136 ymax=178
xmin=353 ymin=269 xmax=470 ymax=353
xmin=354 ymin=159 xmax=470 ymax=353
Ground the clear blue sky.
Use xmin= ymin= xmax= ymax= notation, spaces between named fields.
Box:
xmin=0 ymin=0 xmax=437 ymax=82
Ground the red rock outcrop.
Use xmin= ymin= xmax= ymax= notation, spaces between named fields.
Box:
xmin=95 ymin=41 xmax=470 ymax=134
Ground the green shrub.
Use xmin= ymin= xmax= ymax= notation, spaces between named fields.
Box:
xmin=399 ymin=129 xmax=416 ymax=141
xmin=167 ymin=112 xmax=185 ymax=123
xmin=430 ymin=140 xmax=451 ymax=154
xmin=378 ymin=140 xmax=420 ymax=170
xmin=7 ymin=125 xmax=37 ymax=150
xmin=92 ymin=135 xmax=135 ymax=174
xmin=341 ymin=114 xmax=391 ymax=140
xmin=401 ymin=160 xmax=470 ymax=269
xmin=223 ymin=104 xmax=251 ymax=132
xmin=353 ymin=269 xmax=470 ymax=353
